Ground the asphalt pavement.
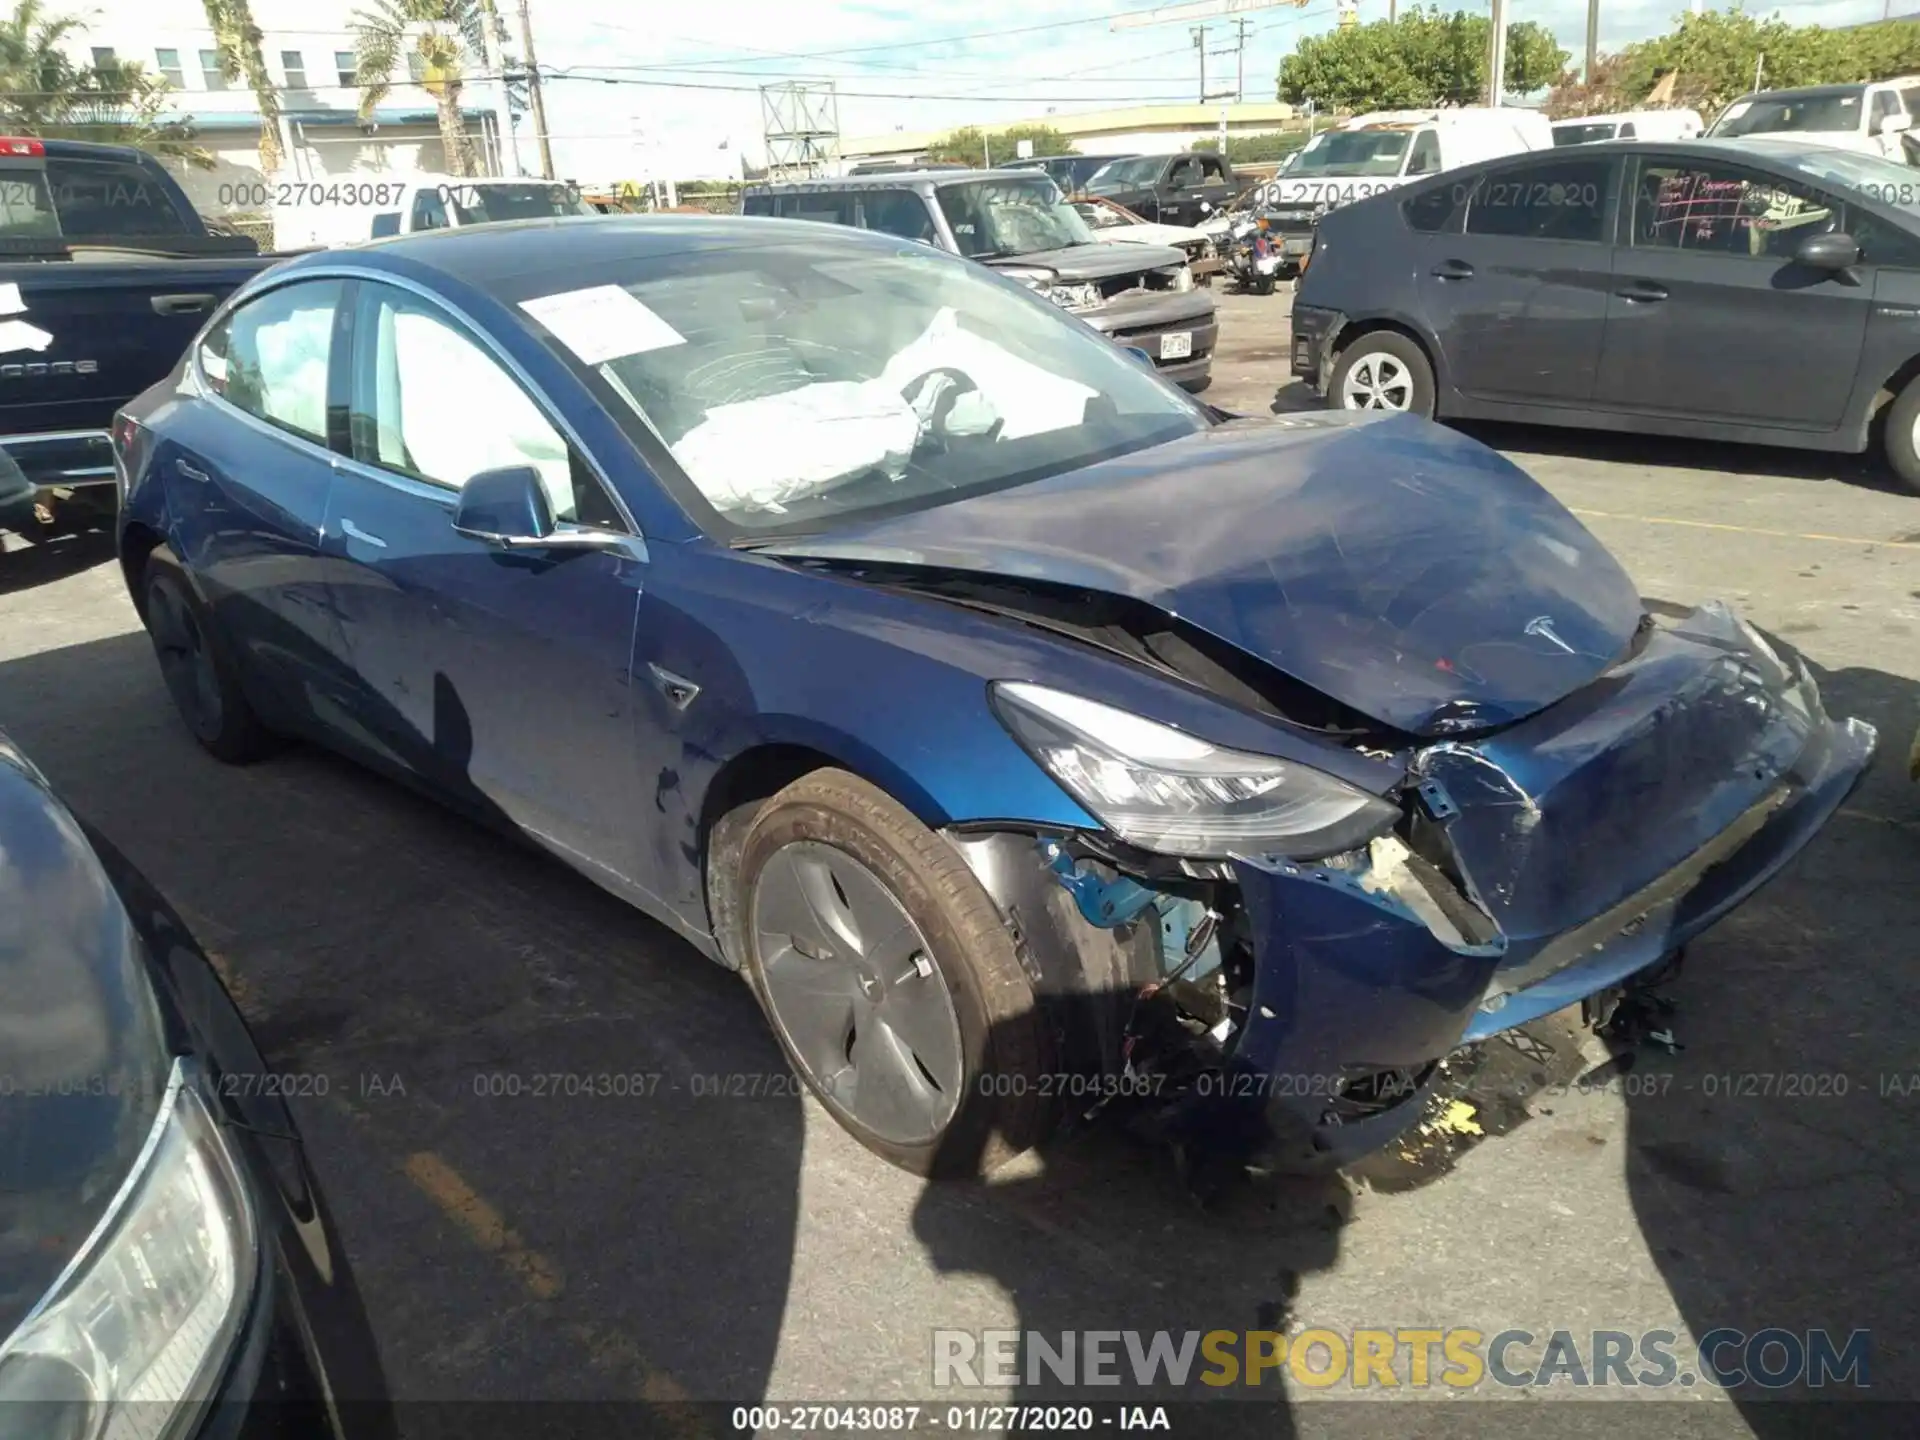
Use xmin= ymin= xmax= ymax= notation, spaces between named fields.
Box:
xmin=0 ymin=286 xmax=1914 ymax=1438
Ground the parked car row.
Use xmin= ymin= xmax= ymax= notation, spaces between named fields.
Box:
xmin=1293 ymin=135 xmax=1920 ymax=492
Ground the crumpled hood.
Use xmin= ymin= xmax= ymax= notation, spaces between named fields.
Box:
xmin=763 ymin=412 xmax=1646 ymax=737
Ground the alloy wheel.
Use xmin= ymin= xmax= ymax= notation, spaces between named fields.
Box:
xmin=1340 ymin=352 xmax=1414 ymax=411
xmin=750 ymin=840 xmax=964 ymax=1146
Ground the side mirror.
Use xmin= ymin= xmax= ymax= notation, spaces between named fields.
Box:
xmin=1882 ymin=113 xmax=1912 ymax=136
xmin=1124 ymin=345 xmax=1156 ymax=368
xmin=453 ymin=465 xmax=555 ymax=545
xmin=1795 ymin=231 xmax=1861 ymax=272
xmin=370 ymin=212 xmax=401 ymax=238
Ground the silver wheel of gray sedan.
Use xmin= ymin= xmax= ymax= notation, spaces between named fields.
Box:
xmin=750 ymin=840 xmax=964 ymax=1146
xmin=1339 ymin=352 xmax=1414 ymax=410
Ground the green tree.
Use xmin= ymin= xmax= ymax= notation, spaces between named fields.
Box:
xmin=350 ymin=0 xmax=487 ymax=176
xmin=1277 ymin=8 xmax=1567 ymax=111
xmin=926 ymin=123 xmax=1078 ymax=168
xmin=1194 ymin=129 xmax=1311 ymax=164
xmin=200 ymin=0 xmax=281 ymax=172
xmin=1594 ymin=11 xmax=1917 ymax=115
xmin=0 ymin=0 xmax=208 ymax=163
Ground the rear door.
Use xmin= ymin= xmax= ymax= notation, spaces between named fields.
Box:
xmin=1591 ymin=154 xmax=1868 ymax=428
xmin=1416 ymin=152 xmax=1619 ymax=405
xmin=319 ymin=279 xmax=648 ymax=886
xmin=158 ymin=276 xmax=353 ymax=729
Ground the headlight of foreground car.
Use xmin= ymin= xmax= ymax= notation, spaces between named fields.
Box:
xmin=1173 ymin=265 xmax=1194 ymax=292
xmin=1047 ymin=281 xmax=1103 ymax=312
xmin=0 ymin=1060 xmax=255 ymax=1440
xmin=992 ymin=681 xmax=1398 ymax=859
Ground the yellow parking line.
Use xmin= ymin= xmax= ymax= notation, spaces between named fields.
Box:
xmin=1569 ymin=508 xmax=1920 ymax=551
xmin=401 ymin=1151 xmax=565 ymax=1300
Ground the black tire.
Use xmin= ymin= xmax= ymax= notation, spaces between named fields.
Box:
xmin=1328 ymin=329 xmax=1437 ymax=419
xmin=736 ymin=768 xmax=1052 ymax=1177
xmin=140 ymin=547 xmax=278 ymax=763
xmin=1882 ymin=373 xmax=1920 ymax=495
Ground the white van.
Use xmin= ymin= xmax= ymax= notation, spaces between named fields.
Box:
xmin=1551 ymin=109 xmax=1704 ymax=146
xmin=1252 ymin=107 xmax=1553 ymax=269
xmin=1706 ymin=81 xmax=1919 ymax=159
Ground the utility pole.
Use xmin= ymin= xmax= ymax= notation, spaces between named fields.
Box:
xmin=1585 ymin=0 xmax=1600 ymax=86
xmin=477 ymin=0 xmax=520 ymax=174
xmin=515 ymin=0 xmax=554 ymax=178
xmin=1486 ymin=0 xmax=1509 ymax=108
xmin=1389 ymin=0 xmax=1398 ymax=19
xmin=1193 ymin=24 xmax=1206 ymax=104
xmin=1234 ymin=16 xmax=1250 ymax=102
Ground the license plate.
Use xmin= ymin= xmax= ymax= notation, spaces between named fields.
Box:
xmin=1161 ymin=332 xmax=1192 ymax=359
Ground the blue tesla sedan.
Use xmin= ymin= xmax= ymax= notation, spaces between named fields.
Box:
xmin=112 ymin=215 xmax=1876 ymax=1175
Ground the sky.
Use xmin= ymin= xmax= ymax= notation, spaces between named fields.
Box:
xmin=516 ymin=0 xmax=1900 ymax=178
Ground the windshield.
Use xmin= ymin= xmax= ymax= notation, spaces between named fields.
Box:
xmin=448 ymin=181 xmax=598 ymax=223
xmin=1712 ymin=93 xmax=1864 ymax=138
xmin=935 ymin=177 xmax=1092 ymax=258
xmin=1771 ymin=145 xmax=1920 ymax=213
xmin=1553 ymin=122 xmax=1618 ymax=147
xmin=513 ymin=241 xmax=1204 ymax=537
xmin=1289 ymin=130 xmax=1412 ymax=177
xmin=1085 ymin=156 xmax=1166 ymax=191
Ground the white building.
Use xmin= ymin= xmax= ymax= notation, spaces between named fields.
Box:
xmin=60 ymin=0 xmax=515 ymax=222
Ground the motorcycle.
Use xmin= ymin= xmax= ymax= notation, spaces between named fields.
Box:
xmin=1226 ymin=214 xmax=1286 ymax=295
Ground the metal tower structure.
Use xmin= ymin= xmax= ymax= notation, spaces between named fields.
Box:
xmin=760 ymin=81 xmax=841 ymax=180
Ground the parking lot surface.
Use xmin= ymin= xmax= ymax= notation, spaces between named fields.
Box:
xmin=1 ymin=287 xmax=1914 ymax=1436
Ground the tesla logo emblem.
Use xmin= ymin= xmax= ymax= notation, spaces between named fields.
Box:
xmin=1525 ymin=615 xmax=1575 ymax=654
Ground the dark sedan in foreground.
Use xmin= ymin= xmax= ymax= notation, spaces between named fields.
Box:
xmin=0 ymin=737 xmax=391 ymax=1435
xmin=113 ymin=216 xmax=1874 ymax=1175
xmin=1292 ymin=137 xmax=1920 ymax=493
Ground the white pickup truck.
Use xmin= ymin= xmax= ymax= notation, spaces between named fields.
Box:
xmin=272 ymin=174 xmax=598 ymax=248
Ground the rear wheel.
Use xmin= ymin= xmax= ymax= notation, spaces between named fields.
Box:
xmin=141 ymin=548 xmax=277 ymax=763
xmin=736 ymin=769 xmax=1052 ymax=1177
xmin=1330 ymin=331 xmax=1437 ymax=419
xmin=1881 ymin=373 xmax=1920 ymax=495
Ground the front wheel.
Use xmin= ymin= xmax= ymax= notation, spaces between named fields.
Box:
xmin=1881 ymin=373 xmax=1920 ymax=495
xmin=736 ymin=769 xmax=1053 ymax=1177
xmin=1328 ymin=331 xmax=1437 ymax=419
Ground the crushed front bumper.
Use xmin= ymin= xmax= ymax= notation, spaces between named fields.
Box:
xmin=961 ymin=605 xmax=1876 ymax=1170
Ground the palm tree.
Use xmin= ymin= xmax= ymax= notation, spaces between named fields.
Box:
xmin=350 ymin=0 xmax=485 ymax=177
xmin=200 ymin=0 xmax=282 ymax=173
xmin=0 ymin=0 xmax=209 ymax=165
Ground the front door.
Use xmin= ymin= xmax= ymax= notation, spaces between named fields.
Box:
xmin=1417 ymin=153 xmax=1619 ymax=406
xmin=320 ymin=279 xmax=650 ymax=892
xmin=1592 ymin=155 xmax=1870 ymax=428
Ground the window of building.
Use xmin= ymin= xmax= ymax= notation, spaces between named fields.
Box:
xmin=89 ymin=46 xmax=115 ymax=70
xmin=199 ymin=49 xmax=226 ymax=90
xmin=406 ymin=51 xmax=426 ymax=83
xmin=154 ymin=47 xmax=184 ymax=87
xmin=281 ymin=50 xmax=307 ymax=89
xmin=336 ymin=50 xmax=357 ymax=88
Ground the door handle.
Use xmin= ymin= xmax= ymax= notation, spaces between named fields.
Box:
xmin=175 ymin=460 xmax=209 ymax=483
xmin=339 ymin=518 xmax=388 ymax=549
xmin=1431 ymin=260 xmax=1475 ymax=280
xmin=152 ymin=292 xmax=217 ymax=316
xmin=1615 ymin=281 xmax=1669 ymax=303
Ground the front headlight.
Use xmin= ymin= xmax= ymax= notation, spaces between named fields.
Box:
xmin=1047 ymin=281 xmax=1103 ymax=312
xmin=1173 ymin=265 xmax=1194 ymax=292
xmin=0 ymin=1060 xmax=256 ymax=1440
xmin=992 ymin=682 xmax=1398 ymax=859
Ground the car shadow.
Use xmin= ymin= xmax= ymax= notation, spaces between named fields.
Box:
xmin=0 ymin=626 xmax=804 ymax=1414
xmin=1268 ymin=378 xmax=1916 ymax=497
xmin=1615 ymin=655 xmax=1919 ymax=1417
xmin=0 ymin=528 xmax=119 ymax=596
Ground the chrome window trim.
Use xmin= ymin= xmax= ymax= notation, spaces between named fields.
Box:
xmin=190 ymin=265 xmax=644 ymax=541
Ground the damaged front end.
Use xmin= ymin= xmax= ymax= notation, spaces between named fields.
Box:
xmin=947 ymin=603 xmax=1876 ymax=1170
